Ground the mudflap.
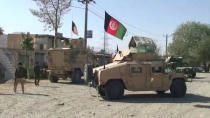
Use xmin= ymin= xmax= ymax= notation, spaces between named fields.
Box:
xmin=84 ymin=64 xmax=94 ymax=83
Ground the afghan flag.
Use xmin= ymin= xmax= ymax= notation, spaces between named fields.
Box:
xmin=104 ymin=12 xmax=127 ymax=40
xmin=72 ymin=21 xmax=78 ymax=35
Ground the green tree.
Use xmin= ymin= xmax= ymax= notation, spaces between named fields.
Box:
xmin=0 ymin=27 xmax=3 ymax=35
xmin=30 ymin=0 xmax=72 ymax=48
xmin=196 ymin=38 xmax=210 ymax=71
xmin=168 ymin=21 xmax=210 ymax=67
xmin=22 ymin=33 xmax=34 ymax=78
xmin=22 ymin=33 xmax=34 ymax=50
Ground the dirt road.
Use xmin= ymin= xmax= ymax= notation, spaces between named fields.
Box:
xmin=0 ymin=73 xmax=210 ymax=118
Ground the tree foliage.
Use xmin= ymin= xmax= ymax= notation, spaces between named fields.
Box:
xmin=22 ymin=33 xmax=34 ymax=50
xmin=22 ymin=33 xmax=34 ymax=78
xmin=0 ymin=27 xmax=3 ymax=35
xmin=30 ymin=0 xmax=72 ymax=48
xmin=168 ymin=21 xmax=210 ymax=66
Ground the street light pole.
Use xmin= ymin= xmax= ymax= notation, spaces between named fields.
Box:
xmin=78 ymin=0 xmax=95 ymax=50
xmin=166 ymin=34 xmax=168 ymax=56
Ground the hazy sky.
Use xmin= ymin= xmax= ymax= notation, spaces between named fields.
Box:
xmin=0 ymin=0 xmax=209 ymax=54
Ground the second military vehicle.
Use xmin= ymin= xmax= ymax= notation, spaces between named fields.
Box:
xmin=47 ymin=39 xmax=112 ymax=83
xmin=166 ymin=56 xmax=196 ymax=78
xmin=85 ymin=36 xmax=187 ymax=100
xmin=47 ymin=39 xmax=91 ymax=83
xmin=48 ymin=48 xmax=86 ymax=83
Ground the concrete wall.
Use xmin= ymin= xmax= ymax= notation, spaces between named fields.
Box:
xmin=7 ymin=33 xmax=35 ymax=49
xmin=7 ymin=34 xmax=23 ymax=49
xmin=0 ymin=35 xmax=8 ymax=48
xmin=34 ymin=35 xmax=54 ymax=50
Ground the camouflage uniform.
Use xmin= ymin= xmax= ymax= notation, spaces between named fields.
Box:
xmin=14 ymin=63 xmax=27 ymax=94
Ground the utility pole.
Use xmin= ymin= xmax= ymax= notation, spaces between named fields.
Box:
xmin=84 ymin=0 xmax=88 ymax=50
xmin=165 ymin=34 xmax=168 ymax=57
xmin=78 ymin=0 xmax=95 ymax=50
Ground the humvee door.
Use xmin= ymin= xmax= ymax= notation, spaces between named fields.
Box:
xmin=149 ymin=65 xmax=169 ymax=89
xmin=127 ymin=64 xmax=148 ymax=91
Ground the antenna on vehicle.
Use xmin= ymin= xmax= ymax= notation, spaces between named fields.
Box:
xmin=103 ymin=31 xmax=106 ymax=69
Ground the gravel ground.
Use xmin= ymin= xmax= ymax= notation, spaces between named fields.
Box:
xmin=0 ymin=73 xmax=210 ymax=118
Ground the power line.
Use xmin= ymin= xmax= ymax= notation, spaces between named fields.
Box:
xmin=89 ymin=9 xmax=104 ymax=19
xmin=71 ymin=5 xmax=85 ymax=9
xmin=89 ymin=4 xmax=104 ymax=14
xmin=70 ymin=3 xmax=165 ymax=43
xmin=92 ymin=2 xmax=163 ymax=37
xmin=71 ymin=2 xmax=162 ymax=38
xmin=88 ymin=8 xmax=164 ymax=43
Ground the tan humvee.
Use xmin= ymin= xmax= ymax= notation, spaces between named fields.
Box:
xmin=47 ymin=39 xmax=112 ymax=83
xmin=47 ymin=47 xmax=87 ymax=83
xmin=85 ymin=36 xmax=187 ymax=99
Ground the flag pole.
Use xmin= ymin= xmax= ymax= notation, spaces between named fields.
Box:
xmin=71 ymin=26 xmax=73 ymax=40
xmin=71 ymin=24 xmax=73 ymax=40
xmin=103 ymin=30 xmax=106 ymax=69
xmin=71 ymin=10 xmax=74 ymax=40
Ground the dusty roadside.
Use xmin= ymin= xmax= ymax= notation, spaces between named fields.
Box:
xmin=0 ymin=73 xmax=210 ymax=118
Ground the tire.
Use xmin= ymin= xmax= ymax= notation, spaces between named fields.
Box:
xmin=49 ymin=75 xmax=58 ymax=83
xmin=72 ymin=69 xmax=81 ymax=83
xmin=156 ymin=91 xmax=165 ymax=94
xmin=104 ymin=80 xmax=124 ymax=100
xmin=170 ymin=79 xmax=186 ymax=97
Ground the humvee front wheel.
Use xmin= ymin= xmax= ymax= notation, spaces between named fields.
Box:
xmin=170 ymin=79 xmax=186 ymax=97
xmin=49 ymin=75 xmax=58 ymax=83
xmin=105 ymin=80 xmax=124 ymax=100
xmin=72 ymin=69 xmax=81 ymax=83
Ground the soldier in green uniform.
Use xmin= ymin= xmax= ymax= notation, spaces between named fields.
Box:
xmin=14 ymin=62 xmax=27 ymax=94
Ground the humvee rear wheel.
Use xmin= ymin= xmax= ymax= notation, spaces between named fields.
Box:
xmin=170 ymin=79 xmax=186 ymax=97
xmin=72 ymin=69 xmax=81 ymax=83
xmin=105 ymin=80 xmax=124 ymax=100
xmin=49 ymin=75 xmax=58 ymax=83
xmin=156 ymin=91 xmax=165 ymax=94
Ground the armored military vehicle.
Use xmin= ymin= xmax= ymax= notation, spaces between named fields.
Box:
xmin=166 ymin=56 xmax=196 ymax=78
xmin=47 ymin=39 xmax=112 ymax=83
xmin=47 ymin=48 xmax=86 ymax=83
xmin=47 ymin=39 xmax=89 ymax=83
xmin=176 ymin=67 xmax=196 ymax=78
xmin=85 ymin=36 xmax=187 ymax=100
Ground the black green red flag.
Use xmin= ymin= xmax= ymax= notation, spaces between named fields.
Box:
xmin=72 ymin=21 xmax=78 ymax=35
xmin=104 ymin=12 xmax=127 ymax=40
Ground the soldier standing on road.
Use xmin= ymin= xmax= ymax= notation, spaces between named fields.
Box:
xmin=14 ymin=62 xmax=27 ymax=94
xmin=34 ymin=62 xmax=41 ymax=86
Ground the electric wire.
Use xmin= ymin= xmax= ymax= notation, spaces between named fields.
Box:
xmin=92 ymin=1 xmax=163 ymax=37
xmin=70 ymin=2 xmax=165 ymax=46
